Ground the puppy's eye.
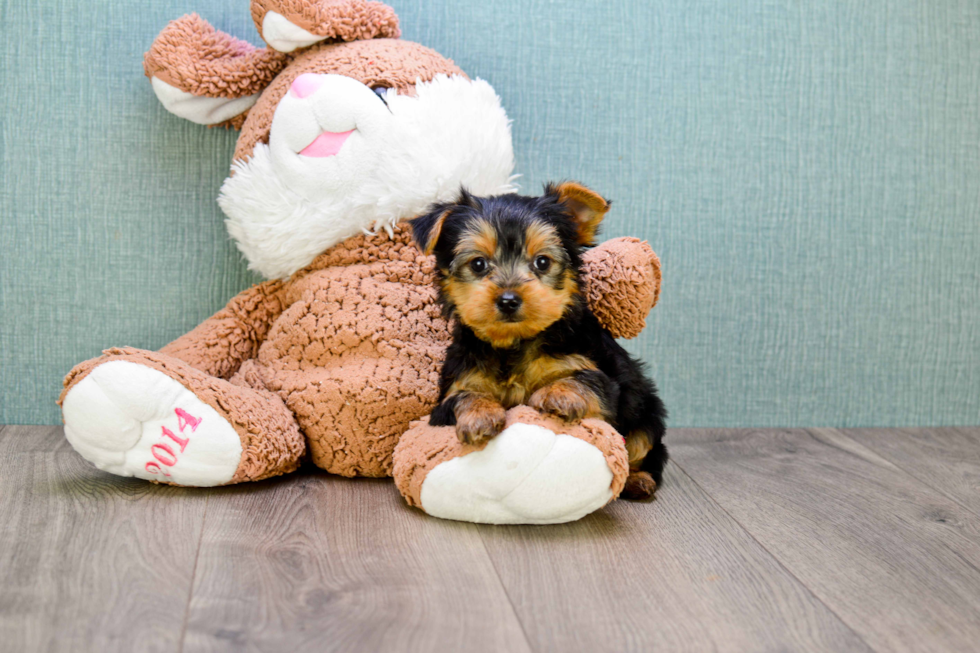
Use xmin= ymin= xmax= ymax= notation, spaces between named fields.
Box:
xmin=533 ymin=255 xmax=552 ymax=272
xmin=469 ymin=257 xmax=488 ymax=274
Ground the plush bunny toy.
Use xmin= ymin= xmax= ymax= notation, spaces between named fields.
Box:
xmin=59 ymin=0 xmax=663 ymax=525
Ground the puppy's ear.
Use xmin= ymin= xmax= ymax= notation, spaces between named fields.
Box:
xmin=411 ymin=205 xmax=452 ymax=255
xmin=411 ymin=188 xmax=480 ymax=255
xmin=457 ymin=187 xmax=480 ymax=210
xmin=547 ymin=181 xmax=611 ymax=246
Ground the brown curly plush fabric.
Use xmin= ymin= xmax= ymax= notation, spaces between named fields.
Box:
xmin=158 ymin=225 xmax=446 ymax=477
xmin=159 ymin=279 xmax=287 ymax=379
xmin=392 ymin=406 xmax=630 ymax=510
xmin=59 ymin=348 xmax=306 ymax=485
xmin=251 ymin=0 xmax=400 ymax=44
xmin=233 ymin=39 xmax=464 ymax=161
xmin=143 ymin=14 xmax=292 ymax=98
xmin=581 ymin=237 xmax=662 ymax=339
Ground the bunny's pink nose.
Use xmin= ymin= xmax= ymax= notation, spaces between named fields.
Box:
xmin=290 ymin=73 xmax=325 ymax=99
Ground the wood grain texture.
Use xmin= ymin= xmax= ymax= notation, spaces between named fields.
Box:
xmin=842 ymin=427 xmax=980 ymax=517
xmin=671 ymin=427 xmax=980 ymax=653
xmin=478 ymin=463 xmax=870 ymax=653
xmin=9 ymin=426 xmax=980 ymax=653
xmin=0 ymin=426 xmax=208 ymax=653
xmin=182 ymin=471 xmax=532 ymax=653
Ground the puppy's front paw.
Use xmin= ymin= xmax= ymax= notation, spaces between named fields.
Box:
xmin=455 ymin=398 xmax=506 ymax=446
xmin=621 ymin=471 xmax=658 ymax=501
xmin=529 ymin=381 xmax=592 ymax=423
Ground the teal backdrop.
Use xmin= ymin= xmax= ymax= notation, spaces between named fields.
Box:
xmin=2 ymin=0 xmax=979 ymax=426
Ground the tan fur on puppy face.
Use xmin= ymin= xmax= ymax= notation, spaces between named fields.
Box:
xmin=453 ymin=219 xmax=498 ymax=260
xmin=442 ymin=220 xmax=577 ymax=348
xmin=524 ymin=221 xmax=560 ymax=258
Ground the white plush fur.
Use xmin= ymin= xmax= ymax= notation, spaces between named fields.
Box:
xmin=219 ymin=74 xmax=517 ymax=279
xmin=419 ymin=423 xmax=615 ymax=525
xmin=62 ymin=361 xmax=243 ymax=487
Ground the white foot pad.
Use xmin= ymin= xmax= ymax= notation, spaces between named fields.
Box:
xmin=62 ymin=361 xmax=243 ymax=486
xmin=419 ymin=423 xmax=614 ymax=525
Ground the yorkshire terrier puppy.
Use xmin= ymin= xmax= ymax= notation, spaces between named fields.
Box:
xmin=411 ymin=182 xmax=667 ymax=500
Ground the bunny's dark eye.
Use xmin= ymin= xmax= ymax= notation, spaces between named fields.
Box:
xmin=469 ymin=257 xmax=488 ymax=275
xmin=371 ymin=86 xmax=391 ymax=106
xmin=533 ymin=255 xmax=552 ymax=272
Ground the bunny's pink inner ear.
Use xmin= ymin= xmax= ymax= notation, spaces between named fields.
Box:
xmin=145 ymin=14 xmax=290 ymax=127
xmin=251 ymin=0 xmax=400 ymax=53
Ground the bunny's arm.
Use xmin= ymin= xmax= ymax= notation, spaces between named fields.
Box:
xmin=580 ymin=237 xmax=662 ymax=340
xmin=159 ymin=280 xmax=287 ymax=379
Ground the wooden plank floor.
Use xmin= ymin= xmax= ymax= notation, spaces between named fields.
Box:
xmin=2 ymin=425 xmax=978 ymax=653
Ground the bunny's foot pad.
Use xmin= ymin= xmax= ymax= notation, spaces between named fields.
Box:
xmin=60 ymin=349 xmax=306 ymax=486
xmin=62 ymin=361 xmax=243 ymax=486
xmin=393 ymin=406 xmax=629 ymax=525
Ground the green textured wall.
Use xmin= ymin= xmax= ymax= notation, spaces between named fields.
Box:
xmin=2 ymin=0 xmax=979 ymax=426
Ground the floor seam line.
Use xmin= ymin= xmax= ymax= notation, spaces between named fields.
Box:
xmin=177 ymin=490 xmax=210 ymax=653
xmin=668 ymin=455 xmax=881 ymax=652
xmin=825 ymin=428 xmax=980 ymax=522
xmin=474 ymin=528 xmax=537 ymax=653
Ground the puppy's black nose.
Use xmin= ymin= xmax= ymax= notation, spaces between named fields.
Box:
xmin=496 ymin=291 xmax=523 ymax=315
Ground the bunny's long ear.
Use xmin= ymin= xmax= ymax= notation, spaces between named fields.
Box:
xmin=251 ymin=0 xmax=400 ymax=53
xmin=144 ymin=14 xmax=290 ymax=127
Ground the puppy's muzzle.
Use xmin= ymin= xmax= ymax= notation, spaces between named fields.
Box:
xmin=496 ymin=291 xmax=523 ymax=317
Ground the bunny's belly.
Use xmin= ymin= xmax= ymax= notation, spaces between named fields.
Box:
xmin=254 ymin=264 xmax=450 ymax=476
